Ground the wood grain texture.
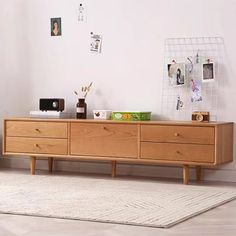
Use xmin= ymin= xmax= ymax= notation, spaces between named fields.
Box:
xmin=2 ymin=118 xmax=234 ymax=184
xmin=140 ymin=142 xmax=215 ymax=163
xmin=2 ymin=120 xmax=6 ymax=153
xmin=183 ymin=165 xmax=189 ymax=185
xmin=5 ymin=137 xmax=68 ymax=155
xmin=5 ymin=118 xmax=232 ymax=126
xmin=30 ymin=156 xmax=36 ymax=175
xmin=141 ymin=125 xmax=215 ymax=144
xmin=215 ymin=123 xmax=234 ymax=165
xmin=6 ymin=121 xmax=68 ymax=138
xmin=70 ymin=123 xmax=138 ymax=158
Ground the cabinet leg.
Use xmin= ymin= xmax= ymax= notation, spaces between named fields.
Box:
xmin=111 ymin=161 xmax=117 ymax=178
xmin=196 ymin=166 xmax=202 ymax=181
xmin=48 ymin=157 xmax=53 ymax=173
xmin=183 ymin=165 xmax=189 ymax=185
xmin=30 ymin=156 xmax=36 ymax=175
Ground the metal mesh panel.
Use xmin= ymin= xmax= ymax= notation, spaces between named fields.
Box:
xmin=161 ymin=37 xmax=223 ymax=121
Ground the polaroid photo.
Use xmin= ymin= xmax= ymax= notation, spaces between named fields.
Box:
xmin=202 ymin=62 xmax=215 ymax=82
xmin=51 ymin=18 xmax=62 ymax=36
xmin=168 ymin=63 xmax=186 ymax=87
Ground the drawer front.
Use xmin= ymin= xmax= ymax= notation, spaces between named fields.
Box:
xmin=5 ymin=137 xmax=68 ymax=155
xmin=70 ymin=123 xmax=138 ymax=158
xmin=141 ymin=142 xmax=215 ymax=163
xmin=6 ymin=121 xmax=68 ymax=138
xmin=141 ymin=125 xmax=215 ymax=144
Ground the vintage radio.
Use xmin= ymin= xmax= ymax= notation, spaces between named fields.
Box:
xmin=39 ymin=98 xmax=65 ymax=112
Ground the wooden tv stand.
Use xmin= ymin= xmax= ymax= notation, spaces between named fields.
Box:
xmin=2 ymin=118 xmax=233 ymax=184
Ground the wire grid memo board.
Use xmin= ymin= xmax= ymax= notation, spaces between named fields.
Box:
xmin=161 ymin=37 xmax=224 ymax=121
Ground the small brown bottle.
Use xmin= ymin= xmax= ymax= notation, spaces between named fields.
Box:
xmin=76 ymin=98 xmax=87 ymax=119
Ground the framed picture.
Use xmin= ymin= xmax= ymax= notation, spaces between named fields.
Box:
xmin=51 ymin=18 xmax=62 ymax=36
xmin=168 ymin=63 xmax=186 ymax=86
xmin=202 ymin=62 xmax=215 ymax=82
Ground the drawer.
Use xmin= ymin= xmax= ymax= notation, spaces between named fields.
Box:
xmin=6 ymin=121 xmax=68 ymax=138
xmin=141 ymin=125 xmax=215 ymax=145
xmin=141 ymin=142 xmax=215 ymax=163
xmin=71 ymin=123 xmax=138 ymax=158
xmin=5 ymin=137 xmax=68 ymax=155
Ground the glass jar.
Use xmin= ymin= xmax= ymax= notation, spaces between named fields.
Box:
xmin=76 ymin=98 xmax=87 ymax=119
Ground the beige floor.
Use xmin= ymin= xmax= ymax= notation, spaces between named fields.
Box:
xmin=0 ymin=169 xmax=236 ymax=236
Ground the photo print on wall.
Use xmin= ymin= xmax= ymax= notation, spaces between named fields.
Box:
xmin=51 ymin=18 xmax=62 ymax=36
xmin=168 ymin=63 xmax=186 ymax=86
xmin=90 ymin=33 xmax=102 ymax=53
xmin=190 ymin=79 xmax=202 ymax=102
xmin=202 ymin=61 xmax=215 ymax=82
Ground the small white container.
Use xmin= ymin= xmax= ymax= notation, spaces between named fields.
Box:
xmin=93 ymin=110 xmax=112 ymax=120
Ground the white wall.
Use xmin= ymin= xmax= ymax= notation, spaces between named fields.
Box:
xmin=1 ymin=0 xmax=236 ymax=182
xmin=0 ymin=0 xmax=32 ymax=154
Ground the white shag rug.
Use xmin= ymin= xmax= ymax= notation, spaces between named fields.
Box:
xmin=0 ymin=172 xmax=236 ymax=228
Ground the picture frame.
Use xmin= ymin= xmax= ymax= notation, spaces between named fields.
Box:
xmin=168 ymin=63 xmax=186 ymax=87
xmin=51 ymin=17 xmax=62 ymax=36
xmin=202 ymin=62 xmax=215 ymax=82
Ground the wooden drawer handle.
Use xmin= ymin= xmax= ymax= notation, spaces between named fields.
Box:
xmin=174 ymin=133 xmax=179 ymax=137
xmin=34 ymin=144 xmax=40 ymax=148
xmin=176 ymin=150 xmax=181 ymax=154
xmin=35 ymin=128 xmax=40 ymax=132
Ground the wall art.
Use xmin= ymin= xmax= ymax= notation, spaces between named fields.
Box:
xmin=168 ymin=63 xmax=186 ymax=86
xmin=51 ymin=18 xmax=62 ymax=36
xmin=202 ymin=62 xmax=215 ymax=82
xmin=78 ymin=3 xmax=86 ymax=22
xmin=190 ymin=79 xmax=202 ymax=102
xmin=90 ymin=33 xmax=102 ymax=53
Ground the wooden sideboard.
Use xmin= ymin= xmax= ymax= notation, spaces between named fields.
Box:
xmin=2 ymin=118 xmax=234 ymax=184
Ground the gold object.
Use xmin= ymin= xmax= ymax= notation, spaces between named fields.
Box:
xmin=192 ymin=111 xmax=210 ymax=122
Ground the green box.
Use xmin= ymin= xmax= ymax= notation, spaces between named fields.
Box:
xmin=111 ymin=111 xmax=151 ymax=121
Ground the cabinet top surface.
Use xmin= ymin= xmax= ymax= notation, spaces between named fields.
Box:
xmin=4 ymin=118 xmax=233 ymax=127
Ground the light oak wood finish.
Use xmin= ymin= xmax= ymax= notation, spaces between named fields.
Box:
xmin=215 ymin=123 xmax=234 ymax=164
xmin=30 ymin=156 xmax=36 ymax=175
xmin=140 ymin=142 xmax=215 ymax=163
xmin=3 ymin=118 xmax=234 ymax=184
xmin=141 ymin=125 xmax=215 ymax=144
xmin=70 ymin=123 xmax=138 ymax=158
xmin=5 ymin=137 xmax=68 ymax=155
xmin=183 ymin=165 xmax=189 ymax=185
xmin=6 ymin=121 xmax=68 ymax=138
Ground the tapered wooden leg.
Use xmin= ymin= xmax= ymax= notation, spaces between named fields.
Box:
xmin=183 ymin=165 xmax=189 ymax=185
xmin=48 ymin=157 xmax=53 ymax=173
xmin=111 ymin=161 xmax=117 ymax=178
xmin=196 ymin=166 xmax=202 ymax=181
xmin=30 ymin=156 xmax=36 ymax=175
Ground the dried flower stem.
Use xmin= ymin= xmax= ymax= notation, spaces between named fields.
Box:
xmin=74 ymin=82 xmax=93 ymax=99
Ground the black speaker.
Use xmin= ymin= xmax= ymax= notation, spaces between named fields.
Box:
xmin=39 ymin=98 xmax=65 ymax=112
